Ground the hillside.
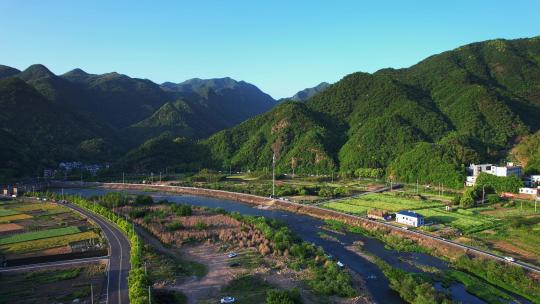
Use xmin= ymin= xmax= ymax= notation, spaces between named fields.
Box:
xmin=0 ymin=78 xmax=119 ymax=178
xmin=204 ymin=36 xmax=540 ymax=188
xmin=510 ymin=130 xmax=540 ymax=174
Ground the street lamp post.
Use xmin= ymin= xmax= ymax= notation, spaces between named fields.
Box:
xmin=272 ymin=153 xmax=276 ymax=198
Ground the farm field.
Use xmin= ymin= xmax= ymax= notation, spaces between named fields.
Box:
xmin=0 ymin=199 xmax=105 ymax=261
xmin=0 ymin=264 xmax=106 ymax=304
xmin=323 ymin=192 xmax=443 ymax=214
xmin=0 ymin=226 xmax=81 ymax=245
xmin=415 ymin=208 xmax=500 ymax=234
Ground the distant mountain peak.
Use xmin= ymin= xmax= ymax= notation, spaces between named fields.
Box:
xmin=281 ymin=82 xmax=331 ymax=102
xmin=19 ymin=64 xmax=56 ymax=80
xmin=64 ymin=68 xmax=89 ymax=76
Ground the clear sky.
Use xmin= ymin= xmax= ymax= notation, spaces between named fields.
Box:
xmin=1 ymin=1 xmax=539 ymax=98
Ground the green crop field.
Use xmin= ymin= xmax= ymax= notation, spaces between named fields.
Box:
xmin=415 ymin=208 xmax=500 ymax=234
xmin=0 ymin=226 xmax=81 ymax=245
xmin=323 ymin=193 xmax=443 ymax=215
xmin=0 ymin=231 xmax=100 ymax=254
xmin=0 ymin=209 xmax=20 ymax=217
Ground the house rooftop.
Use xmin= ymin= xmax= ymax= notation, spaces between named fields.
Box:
xmin=397 ymin=210 xmax=424 ymax=218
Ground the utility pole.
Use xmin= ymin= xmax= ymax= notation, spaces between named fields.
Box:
xmin=148 ymin=286 xmax=152 ymax=304
xmin=159 ymin=172 xmax=162 ymax=183
xmin=272 ymin=153 xmax=276 ymax=198
xmin=90 ymin=283 xmax=94 ymax=304
xmin=482 ymin=185 xmax=485 ymax=204
xmin=123 ymin=172 xmax=125 ymax=184
xmin=390 ymin=180 xmax=393 ymax=192
xmin=416 ymin=179 xmax=419 ymax=194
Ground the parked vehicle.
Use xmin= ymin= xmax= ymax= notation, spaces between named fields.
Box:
xmin=220 ymin=296 xmax=236 ymax=303
xmin=504 ymin=256 xmax=515 ymax=262
xmin=336 ymin=261 xmax=345 ymax=268
xmin=227 ymin=252 xmax=238 ymax=258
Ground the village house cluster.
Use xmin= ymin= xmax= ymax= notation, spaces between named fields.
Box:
xmin=43 ymin=162 xmax=109 ymax=178
xmin=466 ymin=162 xmax=540 ymax=200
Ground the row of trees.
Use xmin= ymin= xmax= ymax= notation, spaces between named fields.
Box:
xmin=39 ymin=192 xmax=150 ymax=304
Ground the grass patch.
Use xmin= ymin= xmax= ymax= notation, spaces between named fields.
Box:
xmin=24 ymin=268 xmax=82 ymax=284
xmin=0 ymin=226 xmax=81 ymax=245
xmin=220 ymin=274 xmax=273 ymax=304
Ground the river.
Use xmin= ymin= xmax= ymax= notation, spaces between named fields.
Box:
xmin=58 ymin=187 xmax=496 ymax=304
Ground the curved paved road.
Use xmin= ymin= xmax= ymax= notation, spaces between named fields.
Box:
xmin=66 ymin=202 xmax=130 ymax=304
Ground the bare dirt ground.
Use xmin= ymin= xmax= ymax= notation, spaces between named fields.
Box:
xmin=0 ymin=223 xmax=23 ymax=234
xmin=168 ymin=243 xmax=243 ymax=304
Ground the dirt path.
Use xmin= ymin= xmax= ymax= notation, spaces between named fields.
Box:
xmin=168 ymin=243 xmax=242 ymax=304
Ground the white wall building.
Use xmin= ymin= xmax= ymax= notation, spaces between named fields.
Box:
xmin=396 ymin=211 xmax=425 ymax=227
xmin=466 ymin=163 xmax=522 ymax=186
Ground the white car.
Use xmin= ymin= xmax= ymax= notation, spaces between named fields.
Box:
xmin=336 ymin=261 xmax=345 ymax=268
xmin=220 ymin=296 xmax=236 ymax=303
xmin=504 ymin=256 xmax=515 ymax=262
xmin=227 ymin=252 xmax=238 ymax=258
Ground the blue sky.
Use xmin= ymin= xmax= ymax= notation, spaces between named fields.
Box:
xmin=1 ymin=1 xmax=539 ymax=98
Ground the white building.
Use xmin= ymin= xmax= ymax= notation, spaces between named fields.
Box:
xmin=396 ymin=211 xmax=425 ymax=227
xmin=466 ymin=163 xmax=522 ymax=186
xmin=531 ymin=175 xmax=540 ymax=185
xmin=519 ymin=187 xmax=539 ymax=196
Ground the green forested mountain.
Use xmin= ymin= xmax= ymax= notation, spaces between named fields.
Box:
xmin=205 ymin=36 xmax=540 ymax=188
xmin=161 ymin=77 xmax=276 ymax=129
xmin=0 ymin=77 xmax=119 ymax=177
xmin=0 ymin=66 xmax=276 ymax=178
xmin=2 ymin=36 xmax=539 ymax=183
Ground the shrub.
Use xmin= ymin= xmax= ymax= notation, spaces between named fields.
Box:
xmin=171 ymin=204 xmax=192 ymax=216
xmin=318 ymin=187 xmax=334 ymax=198
xmin=194 ymin=221 xmax=207 ymax=230
xmin=134 ymin=195 xmax=154 ymax=205
xmin=266 ymin=288 xmax=302 ymax=304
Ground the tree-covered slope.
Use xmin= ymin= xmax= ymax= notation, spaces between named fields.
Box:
xmin=510 ymin=130 xmax=540 ymax=174
xmin=0 ymin=78 xmax=119 ymax=178
xmin=205 ymin=101 xmax=342 ymax=173
xmin=204 ymin=36 xmax=540 ymax=187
